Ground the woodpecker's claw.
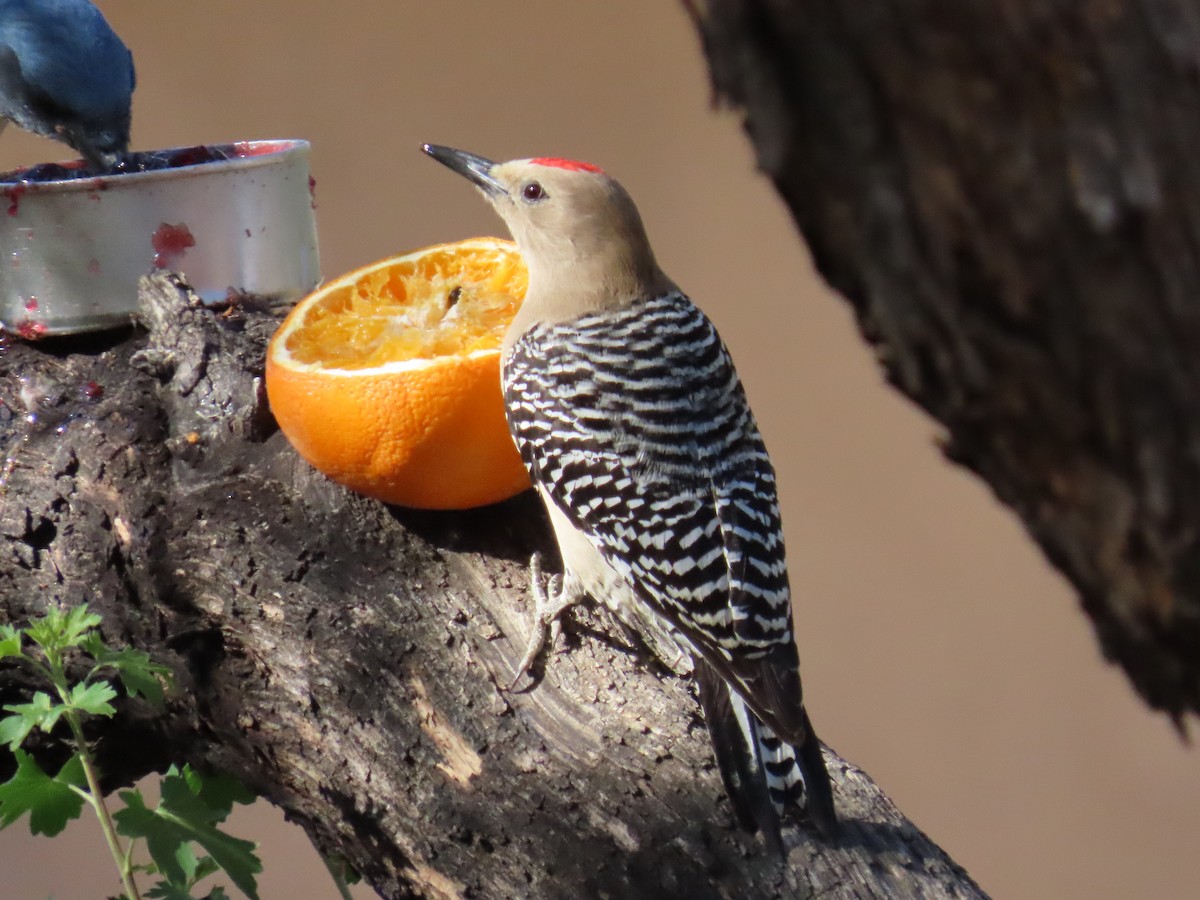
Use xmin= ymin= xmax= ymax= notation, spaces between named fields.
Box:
xmin=509 ymin=553 xmax=576 ymax=690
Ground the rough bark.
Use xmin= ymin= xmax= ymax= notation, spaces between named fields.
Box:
xmin=0 ymin=276 xmax=982 ymax=898
xmin=687 ymin=0 xmax=1200 ymax=721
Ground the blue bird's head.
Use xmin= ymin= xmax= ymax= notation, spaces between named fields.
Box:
xmin=0 ymin=0 xmax=136 ymax=168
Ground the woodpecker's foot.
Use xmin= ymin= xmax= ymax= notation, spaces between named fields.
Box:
xmin=510 ymin=553 xmax=576 ymax=690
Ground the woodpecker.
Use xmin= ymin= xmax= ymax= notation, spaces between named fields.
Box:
xmin=0 ymin=0 xmax=136 ymax=168
xmin=422 ymin=143 xmax=837 ymax=851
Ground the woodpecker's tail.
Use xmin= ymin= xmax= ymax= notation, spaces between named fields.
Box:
xmin=694 ymin=659 xmax=836 ymax=852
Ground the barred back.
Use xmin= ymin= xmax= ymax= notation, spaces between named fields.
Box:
xmin=502 ymin=291 xmax=792 ymax=659
xmin=502 ymin=289 xmax=837 ymax=840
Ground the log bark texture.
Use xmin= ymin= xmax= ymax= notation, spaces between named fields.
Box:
xmin=0 ymin=276 xmax=982 ymax=898
xmin=688 ymin=0 xmax=1200 ymax=720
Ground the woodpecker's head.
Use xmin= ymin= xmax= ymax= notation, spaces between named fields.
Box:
xmin=422 ymin=144 xmax=669 ymax=317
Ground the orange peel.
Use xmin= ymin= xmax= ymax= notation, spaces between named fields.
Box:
xmin=265 ymin=238 xmax=531 ymax=509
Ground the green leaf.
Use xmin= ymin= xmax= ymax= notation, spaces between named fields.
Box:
xmin=177 ymin=765 xmax=255 ymax=821
xmin=67 ymin=681 xmax=118 ymax=717
xmin=25 ymin=605 xmax=102 ymax=655
xmin=0 ymin=624 xmax=22 ymax=659
xmin=0 ymin=713 xmax=34 ymax=751
xmin=144 ymin=846 xmax=226 ymax=899
xmin=166 ymin=779 xmax=260 ymax=897
xmin=2 ymin=690 xmax=66 ymax=741
xmin=188 ymin=855 xmax=222 ymax=887
xmin=82 ymin=639 xmax=172 ymax=706
xmin=115 ymin=651 xmax=171 ymax=704
xmin=174 ymin=837 xmax=202 ymax=883
xmin=195 ymin=856 xmax=223 ymax=883
xmin=115 ymin=790 xmax=181 ymax=880
xmin=115 ymin=772 xmax=261 ymax=900
xmin=0 ymin=750 xmax=87 ymax=836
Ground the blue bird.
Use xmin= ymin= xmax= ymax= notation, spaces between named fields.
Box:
xmin=0 ymin=0 xmax=135 ymax=168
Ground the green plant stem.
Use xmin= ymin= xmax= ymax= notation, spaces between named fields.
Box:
xmin=317 ymin=846 xmax=356 ymax=900
xmin=61 ymin=705 xmax=142 ymax=900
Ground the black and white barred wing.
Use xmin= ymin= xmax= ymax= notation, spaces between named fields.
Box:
xmin=502 ymin=292 xmax=807 ymax=738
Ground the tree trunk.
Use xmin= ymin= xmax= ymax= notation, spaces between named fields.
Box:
xmin=0 ymin=275 xmax=982 ymax=897
xmin=687 ymin=0 xmax=1200 ymax=721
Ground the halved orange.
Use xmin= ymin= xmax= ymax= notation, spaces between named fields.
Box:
xmin=265 ymin=237 xmax=531 ymax=509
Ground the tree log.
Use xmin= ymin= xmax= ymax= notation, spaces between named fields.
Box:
xmin=687 ymin=0 xmax=1200 ymax=721
xmin=0 ymin=276 xmax=982 ymax=897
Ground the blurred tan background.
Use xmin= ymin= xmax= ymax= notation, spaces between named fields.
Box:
xmin=2 ymin=2 xmax=1198 ymax=897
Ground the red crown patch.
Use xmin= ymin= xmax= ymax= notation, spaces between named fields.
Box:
xmin=529 ymin=157 xmax=605 ymax=175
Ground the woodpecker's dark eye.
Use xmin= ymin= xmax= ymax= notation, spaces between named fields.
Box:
xmin=522 ymin=181 xmax=546 ymax=202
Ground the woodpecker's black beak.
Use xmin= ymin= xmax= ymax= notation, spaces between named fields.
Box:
xmin=422 ymin=144 xmax=506 ymax=198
